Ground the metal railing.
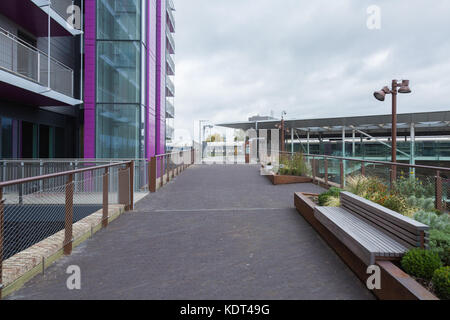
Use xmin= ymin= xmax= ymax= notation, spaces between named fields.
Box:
xmin=149 ymin=149 xmax=195 ymax=192
xmin=166 ymin=51 xmax=175 ymax=75
xmin=166 ymin=28 xmax=175 ymax=53
xmin=50 ymin=0 xmax=75 ymax=22
xmin=166 ymin=76 xmax=175 ymax=96
xmin=166 ymin=99 xmax=175 ymax=118
xmin=268 ymin=151 xmax=450 ymax=212
xmin=166 ymin=0 xmax=176 ymax=32
xmin=0 ymin=28 xmax=74 ymax=97
xmin=0 ymin=161 xmax=135 ymax=297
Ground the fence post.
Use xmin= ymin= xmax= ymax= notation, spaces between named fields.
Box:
xmin=64 ymin=174 xmax=74 ymax=255
xmin=324 ymin=159 xmax=328 ymax=185
xmin=0 ymin=188 xmax=4 ymax=298
xmin=150 ymin=157 xmax=157 ymax=193
xmin=129 ymin=161 xmax=134 ymax=211
xmin=340 ymin=160 xmax=344 ymax=188
xmin=102 ymin=167 xmax=109 ymax=228
xmin=435 ymin=170 xmax=443 ymax=212
xmin=160 ymin=156 xmax=164 ymax=188
xmin=312 ymin=157 xmax=316 ymax=183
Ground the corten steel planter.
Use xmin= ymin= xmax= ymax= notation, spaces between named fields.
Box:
xmin=294 ymin=192 xmax=438 ymax=300
xmin=267 ymin=172 xmax=313 ymax=185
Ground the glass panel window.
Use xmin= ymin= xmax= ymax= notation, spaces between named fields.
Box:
xmin=97 ymin=41 xmax=141 ymax=104
xmin=97 ymin=0 xmax=141 ymax=40
xmin=96 ymin=104 xmax=141 ymax=158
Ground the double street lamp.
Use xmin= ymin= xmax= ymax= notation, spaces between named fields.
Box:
xmin=373 ymin=79 xmax=411 ymax=179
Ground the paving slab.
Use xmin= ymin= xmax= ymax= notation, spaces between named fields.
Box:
xmin=6 ymin=164 xmax=374 ymax=300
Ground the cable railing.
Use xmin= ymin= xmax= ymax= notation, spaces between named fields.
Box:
xmin=0 ymin=28 xmax=74 ymax=97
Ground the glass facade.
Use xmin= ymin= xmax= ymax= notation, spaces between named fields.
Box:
xmin=96 ymin=0 xmax=146 ymax=158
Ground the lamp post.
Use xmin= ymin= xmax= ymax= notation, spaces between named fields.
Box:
xmin=275 ymin=111 xmax=288 ymax=152
xmin=373 ymin=80 xmax=411 ymax=181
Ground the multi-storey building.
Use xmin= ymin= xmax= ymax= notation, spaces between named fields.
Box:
xmin=0 ymin=0 xmax=175 ymax=159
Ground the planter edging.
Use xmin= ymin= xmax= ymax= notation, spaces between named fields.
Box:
xmin=294 ymin=192 xmax=438 ymax=300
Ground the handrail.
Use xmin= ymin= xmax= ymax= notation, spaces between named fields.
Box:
xmin=0 ymin=161 xmax=130 ymax=188
xmin=275 ymin=150 xmax=450 ymax=173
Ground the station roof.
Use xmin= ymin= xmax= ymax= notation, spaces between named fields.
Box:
xmin=217 ymin=111 xmax=450 ymax=137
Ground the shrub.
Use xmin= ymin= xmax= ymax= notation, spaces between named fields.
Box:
xmin=277 ymin=153 xmax=307 ymax=176
xmin=414 ymin=211 xmax=450 ymax=233
xmin=324 ymin=196 xmax=340 ymax=207
xmin=318 ymin=187 xmax=342 ymax=206
xmin=429 ymin=229 xmax=450 ymax=266
xmin=401 ymin=248 xmax=442 ymax=280
xmin=394 ymin=175 xmax=435 ymax=198
xmin=432 ymin=267 xmax=450 ymax=300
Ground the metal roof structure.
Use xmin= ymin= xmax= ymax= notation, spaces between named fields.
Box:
xmin=217 ymin=111 xmax=450 ymax=138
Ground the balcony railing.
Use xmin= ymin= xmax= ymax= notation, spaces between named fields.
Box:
xmin=166 ymin=28 xmax=175 ymax=54
xmin=166 ymin=0 xmax=175 ymax=32
xmin=166 ymin=99 xmax=174 ymax=118
xmin=0 ymin=29 xmax=74 ymax=97
xmin=166 ymin=51 xmax=175 ymax=75
xmin=50 ymin=0 xmax=75 ymax=22
xmin=166 ymin=76 xmax=175 ymax=96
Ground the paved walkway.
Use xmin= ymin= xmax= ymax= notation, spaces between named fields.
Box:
xmin=7 ymin=165 xmax=374 ymax=300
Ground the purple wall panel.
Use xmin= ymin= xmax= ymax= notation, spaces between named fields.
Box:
xmin=147 ymin=0 xmax=157 ymax=158
xmin=83 ymin=0 xmax=96 ymax=158
xmin=156 ymin=0 xmax=166 ymax=155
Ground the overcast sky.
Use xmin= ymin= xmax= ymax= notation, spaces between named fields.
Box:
xmin=173 ymin=0 xmax=450 ymax=138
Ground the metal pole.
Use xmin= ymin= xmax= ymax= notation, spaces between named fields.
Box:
xmin=150 ymin=157 xmax=157 ymax=192
xmin=352 ymin=129 xmax=355 ymax=157
xmin=291 ymin=128 xmax=294 ymax=153
xmin=102 ymin=167 xmax=109 ymax=228
xmin=307 ymin=130 xmax=310 ymax=155
xmin=129 ymin=161 xmax=134 ymax=211
xmin=391 ymin=80 xmax=398 ymax=182
xmin=64 ymin=174 xmax=74 ymax=255
xmin=410 ymin=122 xmax=415 ymax=178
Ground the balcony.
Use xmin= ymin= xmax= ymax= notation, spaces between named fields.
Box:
xmin=166 ymin=76 xmax=174 ymax=97
xmin=166 ymin=51 xmax=175 ymax=76
xmin=166 ymin=99 xmax=174 ymax=118
xmin=0 ymin=29 xmax=81 ymax=106
xmin=0 ymin=0 xmax=82 ymax=37
xmin=166 ymin=123 xmax=174 ymax=139
xmin=166 ymin=28 xmax=175 ymax=54
xmin=166 ymin=0 xmax=175 ymax=33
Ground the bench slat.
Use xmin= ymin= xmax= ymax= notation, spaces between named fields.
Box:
xmin=341 ymin=192 xmax=429 ymax=232
xmin=314 ymin=206 xmax=408 ymax=265
xmin=341 ymin=201 xmax=420 ymax=248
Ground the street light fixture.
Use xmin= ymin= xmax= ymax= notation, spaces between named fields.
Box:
xmin=373 ymin=79 xmax=412 ymax=180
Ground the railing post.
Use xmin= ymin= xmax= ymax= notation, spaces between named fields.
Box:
xmin=64 ymin=174 xmax=74 ymax=255
xmin=0 ymin=188 xmax=4 ymax=299
xmin=324 ymin=159 xmax=328 ymax=185
xmin=435 ymin=170 xmax=443 ymax=212
xmin=361 ymin=162 xmax=365 ymax=176
xmin=340 ymin=160 xmax=344 ymax=188
xmin=102 ymin=167 xmax=109 ymax=228
xmin=129 ymin=161 xmax=134 ymax=211
xmin=160 ymin=156 xmax=164 ymax=187
xmin=166 ymin=155 xmax=170 ymax=183
xmin=150 ymin=157 xmax=157 ymax=193
xmin=390 ymin=164 xmax=397 ymax=189
xmin=312 ymin=157 xmax=316 ymax=183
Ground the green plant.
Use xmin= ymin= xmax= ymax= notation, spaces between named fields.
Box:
xmin=318 ymin=187 xmax=342 ymax=206
xmin=401 ymin=248 xmax=442 ymax=280
xmin=429 ymin=229 xmax=450 ymax=266
xmin=394 ymin=175 xmax=435 ymax=198
xmin=414 ymin=211 xmax=450 ymax=233
xmin=277 ymin=153 xmax=308 ymax=177
xmin=324 ymin=196 xmax=340 ymax=207
xmin=432 ymin=266 xmax=450 ymax=300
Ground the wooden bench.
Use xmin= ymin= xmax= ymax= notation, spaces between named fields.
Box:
xmin=314 ymin=191 xmax=429 ymax=265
